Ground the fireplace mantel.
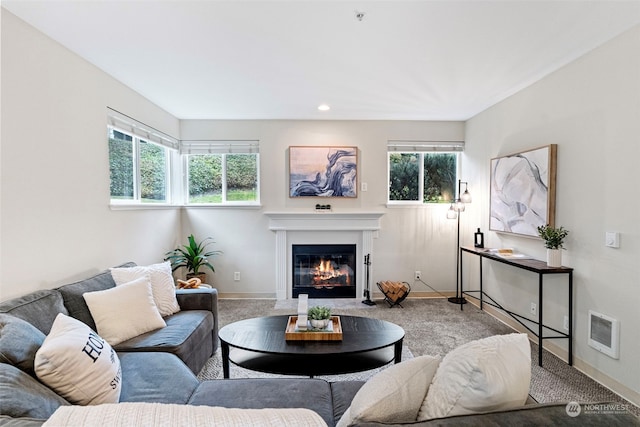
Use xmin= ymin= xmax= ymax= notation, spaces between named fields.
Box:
xmin=265 ymin=211 xmax=384 ymax=231
xmin=264 ymin=211 xmax=385 ymax=299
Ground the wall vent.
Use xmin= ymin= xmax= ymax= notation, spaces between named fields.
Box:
xmin=588 ymin=310 xmax=619 ymax=359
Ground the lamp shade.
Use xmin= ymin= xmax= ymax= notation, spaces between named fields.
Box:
xmin=446 ymin=204 xmax=458 ymax=219
xmin=460 ymin=189 xmax=472 ymax=204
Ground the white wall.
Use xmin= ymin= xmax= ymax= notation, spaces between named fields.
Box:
xmin=179 ymin=120 xmax=465 ymax=297
xmin=1 ymin=11 xmax=182 ymax=300
xmin=464 ymin=25 xmax=640 ymax=404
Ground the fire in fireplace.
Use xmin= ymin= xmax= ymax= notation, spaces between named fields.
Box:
xmin=292 ymin=244 xmax=356 ymax=298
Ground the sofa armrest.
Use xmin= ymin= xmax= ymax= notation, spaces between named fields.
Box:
xmin=175 ymin=288 xmax=219 ymax=354
xmin=176 ymin=288 xmax=218 ymax=314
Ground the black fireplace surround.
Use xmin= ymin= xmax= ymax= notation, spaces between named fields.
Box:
xmin=292 ymin=244 xmax=356 ymax=298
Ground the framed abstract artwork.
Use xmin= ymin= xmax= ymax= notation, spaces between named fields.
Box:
xmin=289 ymin=146 xmax=357 ymax=198
xmin=489 ymin=144 xmax=557 ymax=237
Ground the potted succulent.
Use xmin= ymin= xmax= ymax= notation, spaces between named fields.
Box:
xmin=537 ymin=224 xmax=569 ymax=267
xmin=164 ymin=234 xmax=222 ymax=284
xmin=308 ymin=306 xmax=332 ymax=330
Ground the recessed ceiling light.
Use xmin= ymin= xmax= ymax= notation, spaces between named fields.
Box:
xmin=318 ymin=104 xmax=330 ymax=111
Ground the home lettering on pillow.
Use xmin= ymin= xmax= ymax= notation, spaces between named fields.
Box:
xmin=83 ymin=330 xmax=106 ymax=363
xmin=82 ymin=330 xmax=122 ymax=390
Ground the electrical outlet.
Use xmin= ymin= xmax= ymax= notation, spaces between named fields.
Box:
xmin=563 ymin=315 xmax=569 ymax=331
xmin=415 ymin=271 xmax=421 ymax=281
xmin=530 ymin=302 xmax=537 ymax=316
xmin=234 ymin=272 xmax=241 ymax=281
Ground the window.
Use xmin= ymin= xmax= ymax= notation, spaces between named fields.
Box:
xmin=107 ymin=109 xmax=178 ymax=204
xmin=182 ymin=141 xmax=260 ymax=205
xmin=388 ymin=141 xmax=463 ymax=204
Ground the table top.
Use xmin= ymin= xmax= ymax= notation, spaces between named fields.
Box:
xmin=219 ymin=314 xmax=405 ymax=356
xmin=461 ymin=246 xmax=574 ymax=273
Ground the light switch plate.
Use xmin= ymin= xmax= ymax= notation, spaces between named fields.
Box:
xmin=605 ymin=232 xmax=620 ymax=248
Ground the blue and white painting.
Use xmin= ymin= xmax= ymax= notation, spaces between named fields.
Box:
xmin=490 ymin=145 xmax=556 ymax=237
xmin=289 ymin=146 xmax=357 ymax=198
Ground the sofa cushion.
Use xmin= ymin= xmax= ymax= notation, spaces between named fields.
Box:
xmin=0 ymin=314 xmax=45 ymax=375
xmin=83 ymin=277 xmax=166 ymax=346
xmin=118 ymin=352 xmax=199 ymax=404
xmin=0 ymin=290 xmax=68 ymax=335
xmin=188 ymin=378 xmax=335 ymax=426
xmin=330 ymin=381 xmax=365 ymax=426
xmin=418 ymin=333 xmax=531 ymax=421
xmin=0 ymin=363 xmax=69 ymax=419
xmin=56 ymin=262 xmax=136 ymax=331
xmin=110 ymin=262 xmax=181 ymax=317
xmin=34 ymin=314 xmax=122 ymax=405
xmin=114 ymin=310 xmax=213 ymax=374
xmin=337 ymin=355 xmax=441 ymax=427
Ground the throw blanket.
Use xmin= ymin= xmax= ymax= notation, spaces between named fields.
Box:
xmin=44 ymin=403 xmax=328 ymax=427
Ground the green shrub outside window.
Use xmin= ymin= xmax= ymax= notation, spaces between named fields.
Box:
xmin=389 ymin=152 xmax=457 ymax=203
xmin=188 ymin=153 xmax=258 ymax=204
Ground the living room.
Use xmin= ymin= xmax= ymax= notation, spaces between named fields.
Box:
xmin=1 ymin=0 xmax=639 ymax=418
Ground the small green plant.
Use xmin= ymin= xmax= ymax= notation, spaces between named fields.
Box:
xmin=164 ymin=234 xmax=222 ymax=275
xmin=308 ymin=306 xmax=331 ymax=320
xmin=537 ymin=225 xmax=569 ymax=250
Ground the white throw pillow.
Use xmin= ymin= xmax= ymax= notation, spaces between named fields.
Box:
xmin=83 ymin=276 xmax=166 ymax=346
xmin=337 ymin=355 xmax=441 ymax=427
xmin=110 ymin=262 xmax=180 ymax=317
xmin=35 ymin=313 xmax=121 ymax=405
xmin=417 ymin=333 xmax=531 ymax=421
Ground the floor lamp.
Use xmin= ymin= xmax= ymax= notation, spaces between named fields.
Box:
xmin=447 ymin=180 xmax=471 ymax=306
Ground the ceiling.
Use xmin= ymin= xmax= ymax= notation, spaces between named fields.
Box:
xmin=3 ymin=1 xmax=640 ymax=121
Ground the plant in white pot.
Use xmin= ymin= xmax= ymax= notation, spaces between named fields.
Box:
xmin=537 ymin=224 xmax=569 ymax=267
xmin=308 ymin=306 xmax=332 ymax=330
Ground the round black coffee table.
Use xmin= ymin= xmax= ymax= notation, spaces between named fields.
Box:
xmin=218 ymin=315 xmax=405 ymax=378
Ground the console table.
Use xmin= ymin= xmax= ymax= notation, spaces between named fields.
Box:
xmin=458 ymin=246 xmax=573 ymax=367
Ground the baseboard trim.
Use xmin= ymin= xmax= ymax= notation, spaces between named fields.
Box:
xmin=376 ymin=291 xmax=455 ymax=299
xmin=219 ymin=292 xmax=454 ymax=300
xmin=218 ymin=292 xmax=276 ymax=299
xmin=470 ymin=300 xmax=640 ymax=408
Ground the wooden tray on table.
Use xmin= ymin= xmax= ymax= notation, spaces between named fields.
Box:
xmin=285 ymin=316 xmax=343 ymax=341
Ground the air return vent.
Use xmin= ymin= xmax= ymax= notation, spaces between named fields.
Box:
xmin=588 ymin=310 xmax=619 ymax=359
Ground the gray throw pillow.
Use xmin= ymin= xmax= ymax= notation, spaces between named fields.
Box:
xmin=0 ymin=363 xmax=69 ymax=419
xmin=0 ymin=314 xmax=45 ymax=375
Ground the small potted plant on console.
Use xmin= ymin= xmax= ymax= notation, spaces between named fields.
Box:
xmin=308 ymin=306 xmax=332 ymax=330
xmin=537 ymin=224 xmax=569 ymax=267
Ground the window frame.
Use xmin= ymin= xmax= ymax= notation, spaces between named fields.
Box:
xmin=108 ymin=125 xmax=177 ymax=207
xmin=387 ymin=150 xmax=461 ymax=206
xmin=183 ymin=151 xmax=261 ymax=207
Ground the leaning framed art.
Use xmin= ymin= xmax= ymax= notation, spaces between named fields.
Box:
xmin=489 ymin=144 xmax=557 ymax=237
xmin=289 ymin=146 xmax=357 ymax=198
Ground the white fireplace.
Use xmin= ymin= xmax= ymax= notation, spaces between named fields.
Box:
xmin=264 ymin=212 xmax=384 ymax=300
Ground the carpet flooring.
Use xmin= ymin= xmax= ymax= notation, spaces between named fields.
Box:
xmin=198 ymin=297 xmax=639 ymax=417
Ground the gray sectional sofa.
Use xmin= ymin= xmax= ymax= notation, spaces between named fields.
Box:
xmin=1 ymin=264 xmax=638 ymax=426
xmin=0 ymin=263 xmax=361 ymax=426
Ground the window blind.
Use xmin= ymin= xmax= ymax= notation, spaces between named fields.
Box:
xmin=180 ymin=140 xmax=260 ymax=155
xmin=387 ymin=140 xmax=464 ymax=152
xmin=107 ymin=108 xmax=179 ymax=150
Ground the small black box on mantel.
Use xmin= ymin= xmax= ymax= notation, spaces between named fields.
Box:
xmin=315 ymin=204 xmax=331 ymax=211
